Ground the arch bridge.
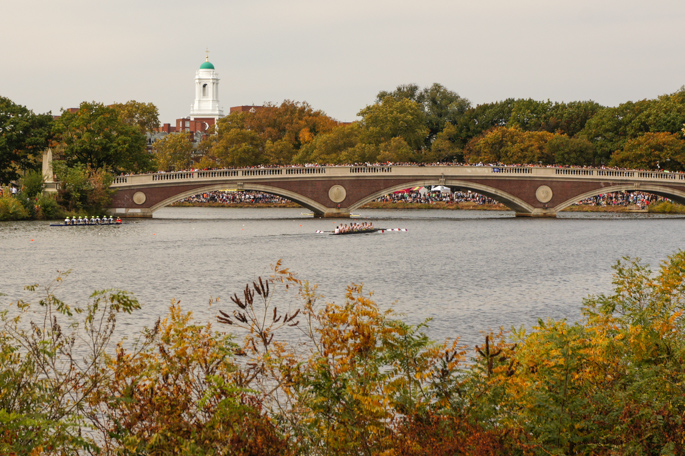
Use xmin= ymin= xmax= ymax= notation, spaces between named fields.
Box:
xmin=107 ymin=165 xmax=685 ymax=218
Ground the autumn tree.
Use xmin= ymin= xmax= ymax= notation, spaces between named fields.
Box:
xmin=294 ymin=123 xmax=361 ymax=164
xmin=153 ymin=132 xmax=194 ymax=171
xmin=53 ymin=101 xmax=153 ymax=173
xmin=358 ymin=96 xmax=429 ymax=151
xmin=110 ymin=100 xmax=160 ymax=134
xmin=545 ymin=134 xmax=595 ymax=165
xmin=464 ymin=127 xmax=554 ymax=164
xmin=0 ymin=96 xmax=54 ymax=184
xmin=205 ymin=101 xmax=338 ymax=166
xmin=611 ymin=132 xmax=685 ymax=171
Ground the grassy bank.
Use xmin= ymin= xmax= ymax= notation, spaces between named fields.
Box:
xmin=648 ymin=201 xmax=685 ymax=214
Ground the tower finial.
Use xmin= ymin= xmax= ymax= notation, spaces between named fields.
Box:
xmin=205 ymin=47 xmax=210 ymax=62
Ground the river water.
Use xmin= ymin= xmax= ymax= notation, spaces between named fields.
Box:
xmin=2 ymin=208 xmax=684 ymax=348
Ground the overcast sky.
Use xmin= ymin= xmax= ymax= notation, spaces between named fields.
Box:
xmin=3 ymin=0 xmax=685 ymax=123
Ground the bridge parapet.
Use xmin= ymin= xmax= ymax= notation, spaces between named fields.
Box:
xmin=637 ymin=171 xmax=684 ymax=181
xmin=111 ymin=165 xmax=685 ymax=189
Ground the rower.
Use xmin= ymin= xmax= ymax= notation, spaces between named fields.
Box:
xmin=95 ymin=215 xmax=101 ymax=225
xmin=78 ymin=216 xmax=83 ymax=225
xmin=108 ymin=216 xmax=114 ymax=224
xmin=64 ymin=216 xmax=70 ymax=226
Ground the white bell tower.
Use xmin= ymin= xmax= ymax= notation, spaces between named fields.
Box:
xmin=190 ymin=50 xmax=224 ymax=120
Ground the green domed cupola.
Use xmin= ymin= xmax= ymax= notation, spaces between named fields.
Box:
xmin=200 ymin=49 xmax=215 ymax=69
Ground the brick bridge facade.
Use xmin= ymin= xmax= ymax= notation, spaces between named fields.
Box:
xmin=107 ymin=165 xmax=685 ymax=218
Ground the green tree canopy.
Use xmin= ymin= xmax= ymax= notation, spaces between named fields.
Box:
xmin=544 ymin=100 xmax=604 ymax=137
xmin=111 ymin=100 xmax=161 ymax=134
xmin=53 ymin=101 xmax=153 ymax=173
xmin=464 ymin=126 xmax=555 ymax=164
xmin=580 ymin=89 xmax=685 ymax=164
xmin=377 ymin=83 xmax=471 ymax=144
xmin=153 ymin=132 xmax=194 ymax=171
xmin=0 ymin=96 xmax=53 ymax=184
xmin=294 ymin=124 xmax=361 ymax=164
xmin=611 ymin=132 xmax=685 ymax=171
xmin=358 ymin=96 xmax=428 ymax=150
xmin=452 ymin=98 xmax=516 ymax=148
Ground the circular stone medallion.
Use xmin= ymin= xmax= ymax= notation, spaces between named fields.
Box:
xmin=328 ymin=185 xmax=347 ymax=203
xmin=132 ymin=191 xmax=147 ymax=205
xmin=535 ymin=185 xmax=553 ymax=204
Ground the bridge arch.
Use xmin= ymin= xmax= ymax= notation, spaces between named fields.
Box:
xmin=553 ymin=184 xmax=685 ymax=213
xmin=148 ymin=183 xmax=331 ymax=216
xmin=349 ymin=179 xmax=535 ymax=214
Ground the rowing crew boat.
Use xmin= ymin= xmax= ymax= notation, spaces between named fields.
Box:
xmin=50 ymin=223 xmax=123 ymax=227
xmin=315 ymin=228 xmax=407 ymax=235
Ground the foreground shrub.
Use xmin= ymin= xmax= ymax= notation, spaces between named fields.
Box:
xmin=0 ymin=195 xmax=30 ymax=220
xmin=94 ymin=303 xmax=290 ymax=455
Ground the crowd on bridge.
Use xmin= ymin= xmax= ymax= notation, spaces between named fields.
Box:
xmin=118 ymin=161 xmax=684 ymax=177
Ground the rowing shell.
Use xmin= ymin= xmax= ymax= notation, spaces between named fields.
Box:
xmin=49 ymin=223 xmax=123 ymax=227
xmin=315 ymin=228 xmax=407 ymax=235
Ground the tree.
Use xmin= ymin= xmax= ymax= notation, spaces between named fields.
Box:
xmin=545 ymin=134 xmax=595 ymax=165
xmin=153 ymin=132 xmax=194 ymax=171
xmin=53 ymin=162 xmax=114 ymax=214
xmin=544 ymin=100 xmax=604 ymax=137
xmin=430 ymin=123 xmax=463 ymax=162
xmin=378 ymin=137 xmax=415 ymax=163
xmin=213 ymin=128 xmax=264 ymax=167
xmin=53 ymin=101 xmax=153 ymax=173
xmin=295 ymin=124 xmax=361 ymax=164
xmin=208 ymin=101 xmax=339 ymax=165
xmin=464 ymin=127 xmax=554 ymax=164
xmin=0 ymin=96 xmax=53 ymax=184
xmin=377 ymin=83 xmax=471 ymax=144
xmin=580 ymin=90 xmax=685 ymax=165
xmin=358 ymin=97 xmax=429 ymax=150
xmin=453 ymin=99 xmax=516 ymax=150
xmin=611 ymin=132 xmax=685 ymax=171
xmin=507 ymin=98 xmax=553 ymax=131
xmin=110 ymin=100 xmax=160 ymax=134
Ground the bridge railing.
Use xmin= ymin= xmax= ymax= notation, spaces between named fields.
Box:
xmin=638 ymin=171 xmax=684 ymax=180
xmin=555 ymin=169 xmax=594 ymax=176
xmin=350 ymin=166 xmax=392 ymax=173
xmin=597 ymin=170 xmax=635 ymax=178
xmin=285 ymin=167 xmax=326 ymax=175
xmin=110 ymin=165 xmax=685 ymax=188
xmin=152 ymin=172 xmax=195 ymax=181
xmin=197 ymin=170 xmax=239 ymax=178
xmin=495 ymin=167 xmax=532 ymax=174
